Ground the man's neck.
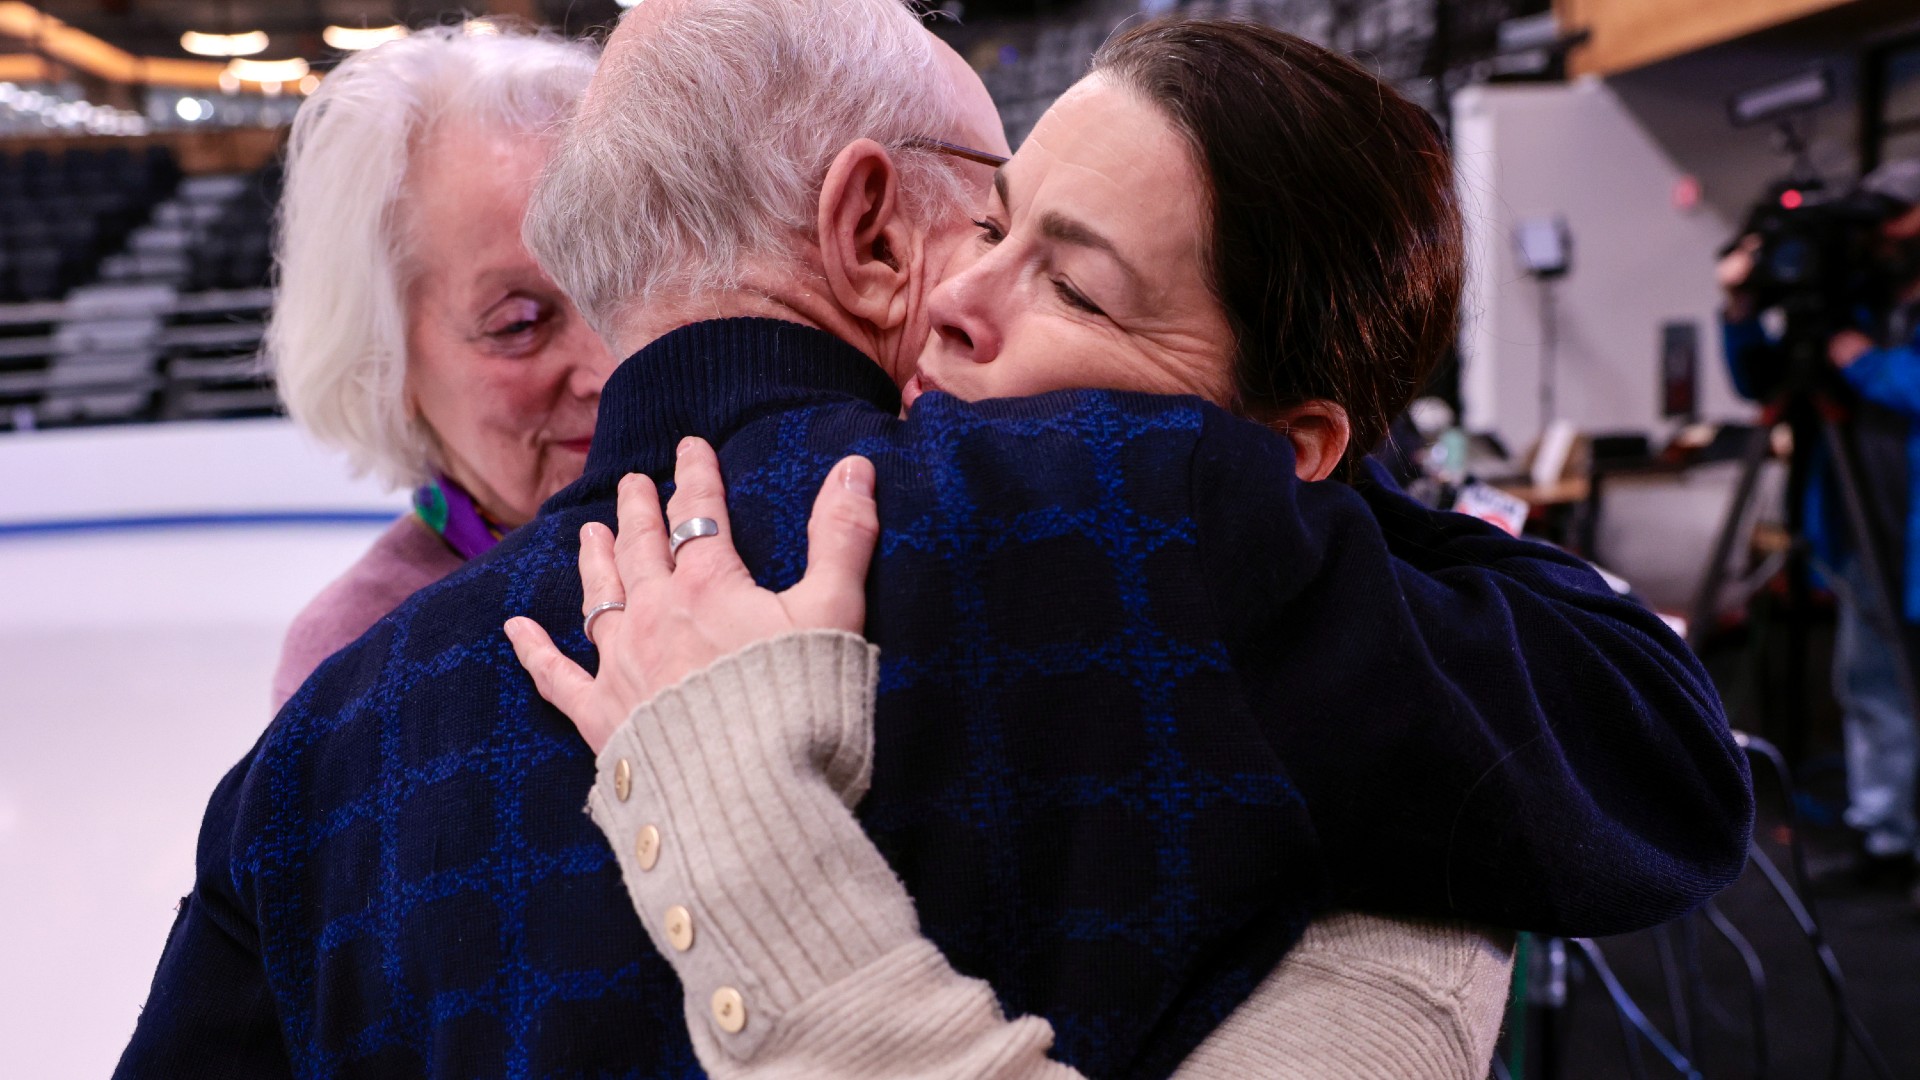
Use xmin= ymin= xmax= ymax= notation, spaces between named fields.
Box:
xmin=611 ymin=267 xmax=892 ymax=375
xmin=558 ymin=317 xmax=902 ymax=509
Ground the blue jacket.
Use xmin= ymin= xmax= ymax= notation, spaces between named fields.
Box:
xmin=119 ymin=319 xmax=1751 ymax=1080
xmin=1724 ymin=313 xmax=1920 ymax=619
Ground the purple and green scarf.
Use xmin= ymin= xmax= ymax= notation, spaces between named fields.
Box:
xmin=412 ymin=474 xmax=505 ymax=560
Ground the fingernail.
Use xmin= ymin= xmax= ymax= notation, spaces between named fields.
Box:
xmin=677 ymin=437 xmax=695 ymax=456
xmin=842 ymin=457 xmax=874 ymax=495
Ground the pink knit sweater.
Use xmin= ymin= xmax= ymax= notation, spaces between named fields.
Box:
xmin=270 ymin=515 xmax=465 ymax=709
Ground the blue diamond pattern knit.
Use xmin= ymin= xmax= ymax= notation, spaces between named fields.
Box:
xmin=118 ymin=319 xmax=1751 ymax=1080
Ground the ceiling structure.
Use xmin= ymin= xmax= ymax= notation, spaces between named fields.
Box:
xmin=15 ymin=1 xmax=630 ymax=67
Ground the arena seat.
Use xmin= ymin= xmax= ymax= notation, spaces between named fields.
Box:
xmin=0 ymin=142 xmax=286 ymax=429
xmin=0 ymin=144 xmax=180 ymax=304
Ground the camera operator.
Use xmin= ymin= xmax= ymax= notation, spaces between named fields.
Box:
xmin=1720 ymin=159 xmax=1920 ymax=905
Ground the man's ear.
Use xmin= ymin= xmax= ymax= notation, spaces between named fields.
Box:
xmin=818 ymin=138 xmax=915 ymax=332
xmin=1267 ymin=401 xmax=1352 ymax=482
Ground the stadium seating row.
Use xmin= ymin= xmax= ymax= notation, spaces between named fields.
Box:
xmin=0 ymin=145 xmax=183 ymax=303
xmin=0 ymin=145 xmax=278 ymax=429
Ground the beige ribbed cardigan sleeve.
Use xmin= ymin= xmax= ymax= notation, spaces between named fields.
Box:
xmin=585 ymin=630 xmax=1513 ymax=1079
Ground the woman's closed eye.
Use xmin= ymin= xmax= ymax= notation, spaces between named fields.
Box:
xmin=481 ymin=296 xmax=553 ymax=354
xmin=1053 ymin=278 xmax=1105 ymax=316
xmin=967 ymin=213 xmax=1106 ymax=316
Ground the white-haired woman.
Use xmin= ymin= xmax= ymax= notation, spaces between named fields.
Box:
xmin=267 ymin=23 xmax=614 ymax=707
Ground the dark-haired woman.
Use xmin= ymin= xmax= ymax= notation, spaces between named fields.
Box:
xmin=509 ymin=18 xmax=1747 ymax=1079
xmin=908 ymin=18 xmax=1458 ymax=481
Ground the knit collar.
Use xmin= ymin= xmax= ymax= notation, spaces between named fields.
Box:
xmin=546 ymin=317 xmax=901 ymax=512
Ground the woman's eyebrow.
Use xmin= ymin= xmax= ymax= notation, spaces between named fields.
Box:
xmin=997 ymin=169 xmax=1145 ymax=290
xmin=470 ymin=264 xmax=544 ymax=298
xmin=1039 ymin=210 xmax=1144 ymax=289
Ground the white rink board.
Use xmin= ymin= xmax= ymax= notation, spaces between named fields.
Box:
xmin=0 ymin=419 xmax=404 ymax=1077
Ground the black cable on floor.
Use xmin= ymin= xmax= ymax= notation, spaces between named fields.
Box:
xmin=1738 ymin=731 xmax=1898 ymax=1080
xmin=1703 ymin=899 xmax=1769 ymax=1080
xmin=1677 ymin=915 xmax=1739 ymax=1037
xmin=1652 ymin=923 xmax=1695 ymax=1057
xmin=1739 ymin=733 xmax=1822 ymax=911
xmin=1572 ymin=938 xmax=1703 ymax=1079
xmin=1748 ymin=842 xmax=1898 ymax=1080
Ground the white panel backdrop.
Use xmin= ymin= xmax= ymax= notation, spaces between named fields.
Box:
xmin=1453 ymin=79 xmax=1758 ymax=455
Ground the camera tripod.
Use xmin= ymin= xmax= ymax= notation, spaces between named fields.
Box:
xmin=1494 ymin=376 xmax=1908 ymax=1077
xmin=1688 ymin=345 xmax=1920 ymax=760
xmin=1669 ymin=329 xmax=1910 ymax=1080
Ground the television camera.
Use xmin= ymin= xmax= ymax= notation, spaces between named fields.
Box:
xmin=1721 ymin=70 xmax=1920 ymax=397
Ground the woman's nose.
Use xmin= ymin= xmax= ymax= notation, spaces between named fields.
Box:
xmin=927 ymin=257 xmax=1002 ymax=365
xmin=567 ymin=330 xmax=617 ymax=398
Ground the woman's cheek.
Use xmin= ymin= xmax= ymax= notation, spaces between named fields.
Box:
xmin=1025 ymin=326 xmax=1108 ymax=396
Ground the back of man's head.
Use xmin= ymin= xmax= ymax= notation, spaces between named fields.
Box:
xmin=526 ymin=0 xmax=976 ymax=347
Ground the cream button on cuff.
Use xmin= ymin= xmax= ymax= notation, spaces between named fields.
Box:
xmin=614 ymin=759 xmax=632 ymax=801
xmin=636 ymin=824 xmax=661 ymax=871
xmin=664 ymin=905 xmax=695 ymax=952
xmin=711 ymin=986 xmax=747 ymax=1034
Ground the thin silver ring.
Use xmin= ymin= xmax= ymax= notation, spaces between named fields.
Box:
xmin=582 ymin=600 xmax=627 ymax=645
xmin=668 ymin=516 xmax=721 ymax=560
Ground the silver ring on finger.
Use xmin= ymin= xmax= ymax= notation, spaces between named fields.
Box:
xmin=668 ymin=516 xmax=721 ymax=561
xmin=583 ymin=601 xmax=627 ymax=645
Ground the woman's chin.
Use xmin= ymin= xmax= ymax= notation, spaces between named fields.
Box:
xmin=534 ymin=464 xmax=590 ymax=512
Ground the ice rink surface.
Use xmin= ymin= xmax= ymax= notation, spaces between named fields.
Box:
xmin=0 ymin=420 xmax=402 ymax=1077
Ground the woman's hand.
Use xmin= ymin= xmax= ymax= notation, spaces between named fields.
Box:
xmin=1718 ymin=235 xmax=1762 ymax=321
xmin=505 ymin=437 xmax=879 ymax=754
xmin=1829 ymin=329 xmax=1876 ymax=369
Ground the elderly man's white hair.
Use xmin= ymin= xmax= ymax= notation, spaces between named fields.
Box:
xmin=527 ymin=0 xmax=974 ymax=345
xmin=268 ymin=24 xmax=597 ymax=489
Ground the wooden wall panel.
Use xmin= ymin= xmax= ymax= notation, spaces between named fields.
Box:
xmin=0 ymin=127 xmax=286 ymax=175
xmin=487 ymin=0 xmax=545 ymax=24
xmin=1558 ymin=0 xmax=1858 ymax=76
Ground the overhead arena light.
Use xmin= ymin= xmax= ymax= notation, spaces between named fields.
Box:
xmin=322 ymin=24 xmax=409 ymax=51
xmin=180 ymin=30 xmax=268 ymax=58
xmin=226 ymin=56 xmax=310 ymax=84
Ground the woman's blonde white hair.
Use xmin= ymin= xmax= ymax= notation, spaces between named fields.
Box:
xmin=268 ymin=22 xmax=597 ymax=489
xmin=526 ymin=0 xmax=973 ymax=346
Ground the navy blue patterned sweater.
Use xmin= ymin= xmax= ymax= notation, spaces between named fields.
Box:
xmin=119 ymin=319 xmax=1751 ymax=1079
